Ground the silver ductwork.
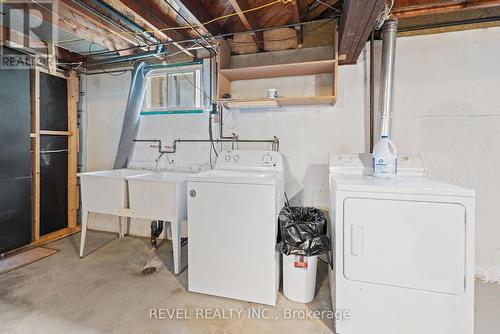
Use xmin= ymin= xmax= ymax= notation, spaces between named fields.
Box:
xmin=377 ymin=18 xmax=398 ymax=139
xmin=85 ymin=45 xmax=165 ymax=67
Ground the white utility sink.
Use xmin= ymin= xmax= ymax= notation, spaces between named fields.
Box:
xmin=78 ymin=168 xmax=151 ymax=257
xmin=126 ymin=171 xmax=192 ymax=274
xmin=126 ymin=171 xmax=191 ymax=221
xmin=78 ymin=168 xmax=150 ymax=216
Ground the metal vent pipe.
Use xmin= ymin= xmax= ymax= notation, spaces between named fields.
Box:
xmin=377 ymin=18 xmax=398 ymax=139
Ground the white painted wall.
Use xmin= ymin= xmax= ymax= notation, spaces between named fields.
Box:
xmin=128 ymin=64 xmax=368 ymax=207
xmin=372 ymin=27 xmax=500 ymax=282
xmin=84 ymin=26 xmax=500 ymax=281
xmin=86 ymin=72 xmax=131 ymax=171
xmin=83 ymin=60 xmax=367 ymax=240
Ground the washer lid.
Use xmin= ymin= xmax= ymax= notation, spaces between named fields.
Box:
xmin=188 ymin=169 xmax=279 ymax=185
xmin=333 ymin=175 xmax=475 ymax=197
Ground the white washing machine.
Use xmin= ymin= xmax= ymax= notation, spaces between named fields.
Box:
xmin=187 ymin=150 xmax=284 ymax=306
xmin=329 ymin=153 xmax=475 ymax=334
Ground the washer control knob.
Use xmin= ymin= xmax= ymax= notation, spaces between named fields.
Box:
xmin=224 ymin=154 xmax=231 ymax=161
xmin=263 ymin=153 xmax=273 ymax=163
xmin=189 ymin=190 xmax=196 ymax=198
xmin=233 ymin=155 xmax=240 ymax=162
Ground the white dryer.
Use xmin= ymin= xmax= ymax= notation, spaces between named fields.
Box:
xmin=329 ymin=153 xmax=475 ymax=334
xmin=187 ymin=150 xmax=284 ymax=306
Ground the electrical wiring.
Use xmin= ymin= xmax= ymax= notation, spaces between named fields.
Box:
xmin=227 ymin=17 xmax=336 ymax=44
xmin=58 ymin=61 xmax=84 ymax=70
xmin=30 ymin=0 xmax=80 ymax=31
xmin=162 ymin=50 xmax=214 ymax=104
xmin=135 ymin=0 xmax=186 ymax=42
xmin=164 ymin=0 xmax=218 ymax=55
xmin=56 ymin=0 xmax=293 ymax=46
xmin=375 ymin=0 xmax=394 ymax=30
xmin=88 ymin=42 xmax=138 ymax=76
xmin=161 ymin=47 xmax=220 ymax=163
xmin=29 ymin=0 xmax=340 ymax=65
xmin=66 ymin=16 xmax=339 ymax=65
xmin=315 ymin=0 xmax=340 ymax=13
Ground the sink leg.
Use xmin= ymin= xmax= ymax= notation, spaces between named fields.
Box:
xmin=79 ymin=210 xmax=88 ymax=257
xmin=118 ymin=216 xmax=125 ymax=238
xmin=171 ymin=220 xmax=182 ymax=275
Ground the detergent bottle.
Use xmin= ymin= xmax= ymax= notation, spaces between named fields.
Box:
xmin=372 ymin=136 xmax=397 ymax=177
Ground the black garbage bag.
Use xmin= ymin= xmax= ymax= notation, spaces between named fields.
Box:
xmin=276 ymin=206 xmax=330 ymax=256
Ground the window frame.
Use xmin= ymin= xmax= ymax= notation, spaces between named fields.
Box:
xmin=142 ymin=63 xmax=203 ymax=114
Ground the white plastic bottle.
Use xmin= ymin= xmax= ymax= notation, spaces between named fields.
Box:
xmin=372 ymin=136 xmax=397 ymax=177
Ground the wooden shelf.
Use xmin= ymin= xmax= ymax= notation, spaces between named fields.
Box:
xmin=221 ymin=96 xmax=336 ymax=108
xmin=278 ymin=96 xmax=336 ymax=105
xmin=220 ymin=59 xmax=336 ymax=81
xmin=217 ymin=26 xmax=339 ymax=107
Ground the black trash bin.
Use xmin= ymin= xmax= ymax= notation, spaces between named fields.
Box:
xmin=276 ymin=206 xmax=330 ymax=303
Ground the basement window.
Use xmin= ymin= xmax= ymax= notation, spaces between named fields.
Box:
xmin=142 ymin=64 xmax=202 ymax=114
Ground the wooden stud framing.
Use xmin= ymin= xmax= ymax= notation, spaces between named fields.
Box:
xmin=67 ymin=71 xmax=78 ymax=229
xmin=31 ymin=227 xmax=80 ymax=246
xmin=39 ymin=130 xmax=72 ymax=136
xmin=47 ymin=42 xmax=57 ymax=75
xmin=290 ymin=0 xmax=303 ymax=45
xmin=31 ymin=68 xmax=41 ymax=241
xmin=332 ymin=23 xmax=339 ymax=105
xmin=30 ymin=67 xmax=79 ymax=243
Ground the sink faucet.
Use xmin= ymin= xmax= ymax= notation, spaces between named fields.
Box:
xmin=154 ymin=152 xmax=165 ymax=172
xmin=133 ymin=139 xmax=171 ymax=172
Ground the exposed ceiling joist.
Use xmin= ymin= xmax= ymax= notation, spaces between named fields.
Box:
xmin=102 ymin=0 xmax=193 ymax=56
xmin=290 ymin=0 xmax=301 ymax=24
xmin=5 ymin=1 xmax=132 ymax=55
xmin=116 ymin=0 xmax=192 ymax=39
xmin=339 ymin=0 xmax=385 ymax=64
xmin=392 ymin=0 xmax=500 ymax=18
xmin=14 ymin=1 xmax=133 ymax=54
xmin=228 ymin=0 xmax=264 ymax=47
xmin=290 ymin=0 xmax=302 ymax=44
xmin=177 ymin=0 xmax=226 ymax=36
xmin=60 ymin=0 xmax=142 ymax=54
xmin=302 ymin=0 xmax=340 ymax=21
xmin=1 ymin=25 xmax=84 ymax=62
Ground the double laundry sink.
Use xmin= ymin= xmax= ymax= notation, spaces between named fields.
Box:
xmin=78 ymin=168 xmax=191 ymax=274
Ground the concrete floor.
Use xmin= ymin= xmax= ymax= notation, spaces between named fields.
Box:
xmin=0 ymin=230 xmax=498 ymax=334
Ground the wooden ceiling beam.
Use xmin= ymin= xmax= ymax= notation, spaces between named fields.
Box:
xmin=392 ymin=0 xmax=500 ymax=18
xmin=228 ymin=0 xmax=264 ymax=47
xmin=339 ymin=0 xmax=385 ymax=64
xmin=59 ymin=0 xmax=145 ymax=53
xmin=112 ymin=0 xmax=192 ymax=40
xmin=9 ymin=2 xmax=132 ymax=55
xmin=1 ymin=25 xmax=86 ymax=63
xmin=103 ymin=0 xmax=193 ymax=56
xmin=290 ymin=0 xmax=302 ymax=44
xmin=290 ymin=0 xmax=301 ymax=23
xmin=301 ymin=0 xmax=340 ymax=21
xmin=177 ymin=0 xmax=226 ymax=36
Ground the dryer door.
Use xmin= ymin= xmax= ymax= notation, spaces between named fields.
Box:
xmin=343 ymin=197 xmax=466 ymax=295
